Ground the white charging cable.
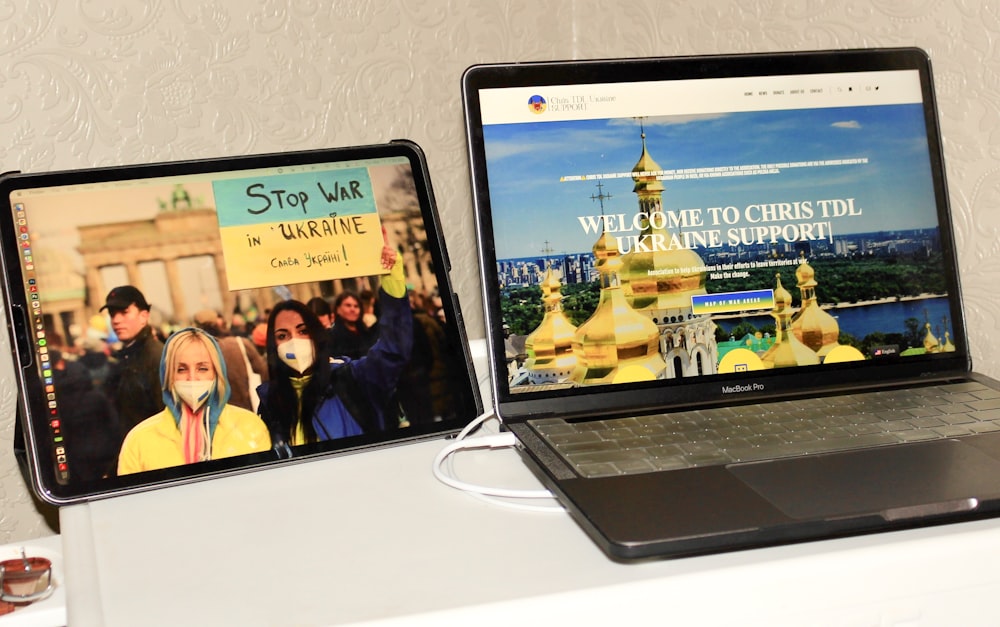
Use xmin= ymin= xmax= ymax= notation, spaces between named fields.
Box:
xmin=432 ymin=410 xmax=565 ymax=513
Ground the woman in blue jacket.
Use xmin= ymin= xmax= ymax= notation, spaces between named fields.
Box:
xmin=257 ymin=245 xmax=412 ymax=449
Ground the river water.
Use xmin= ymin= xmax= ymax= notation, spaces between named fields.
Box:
xmin=713 ymin=296 xmax=954 ymax=339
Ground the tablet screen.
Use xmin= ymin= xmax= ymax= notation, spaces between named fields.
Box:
xmin=1 ymin=142 xmax=481 ymax=503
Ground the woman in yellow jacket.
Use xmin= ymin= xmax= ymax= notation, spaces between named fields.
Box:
xmin=118 ymin=327 xmax=270 ymax=475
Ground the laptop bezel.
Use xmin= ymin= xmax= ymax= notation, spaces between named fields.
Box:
xmin=462 ymin=48 xmax=971 ymax=425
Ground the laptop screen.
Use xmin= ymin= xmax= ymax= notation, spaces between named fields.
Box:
xmin=463 ymin=49 xmax=967 ymax=419
xmin=2 ymin=143 xmax=481 ymax=503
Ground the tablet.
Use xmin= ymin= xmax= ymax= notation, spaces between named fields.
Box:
xmin=1 ymin=140 xmax=482 ymax=504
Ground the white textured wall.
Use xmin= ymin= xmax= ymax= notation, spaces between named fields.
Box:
xmin=3 ymin=0 xmax=1000 ymax=543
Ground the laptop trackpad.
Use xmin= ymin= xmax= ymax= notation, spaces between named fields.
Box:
xmin=729 ymin=439 xmax=1000 ymax=521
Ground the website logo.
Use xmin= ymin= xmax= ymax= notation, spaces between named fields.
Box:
xmin=528 ymin=95 xmax=547 ymax=114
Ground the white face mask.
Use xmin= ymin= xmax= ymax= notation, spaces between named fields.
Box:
xmin=174 ymin=379 xmax=214 ymax=410
xmin=277 ymin=338 xmax=315 ymax=374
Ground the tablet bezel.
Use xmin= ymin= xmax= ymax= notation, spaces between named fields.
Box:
xmin=1 ymin=140 xmax=482 ymax=504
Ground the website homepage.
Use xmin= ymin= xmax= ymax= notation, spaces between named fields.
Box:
xmin=478 ymin=70 xmax=953 ymax=392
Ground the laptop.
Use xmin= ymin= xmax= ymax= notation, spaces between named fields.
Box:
xmin=462 ymin=48 xmax=1000 ymax=560
xmin=1 ymin=140 xmax=482 ymax=504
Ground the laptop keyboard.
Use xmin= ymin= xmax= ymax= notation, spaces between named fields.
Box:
xmin=530 ymin=381 xmax=1000 ymax=478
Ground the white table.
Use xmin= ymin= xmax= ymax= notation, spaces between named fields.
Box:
xmin=58 ymin=433 xmax=1000 ymax=626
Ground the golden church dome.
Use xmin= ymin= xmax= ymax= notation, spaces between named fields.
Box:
xmin=942 ymin=331 xmax=956 ymax=352
xmin=631 ymin=133 xmax=665 ymax=194
xmin=795 ymin=259 xmax=815 ymax=284
xmin=524 ymin=265 xmax=579 ymax=383
xmin=621 ymin=133 xmax=706 ymax=312
xmin=791 ymin=258 xmax=840 ymax=358
xmin=571 ymin=229 xmax=665 ymax=385
xmin=773 ymin=273 xmax=793 ymax=309
xmin=923 ymin=322 xmax=940 ymax=353
xmin=762 ymin=273 xmax=820 ymax=369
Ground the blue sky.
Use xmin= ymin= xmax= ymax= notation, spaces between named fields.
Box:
xmin=482 ymin=104 xmax=940 ymax=259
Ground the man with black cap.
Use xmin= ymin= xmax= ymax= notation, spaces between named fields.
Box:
xmin=101 ymin=285 xmax=165 ymax=444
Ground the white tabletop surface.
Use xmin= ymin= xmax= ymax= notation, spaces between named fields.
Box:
xmin=58 ymin=432 xmax=1000 ymax=626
